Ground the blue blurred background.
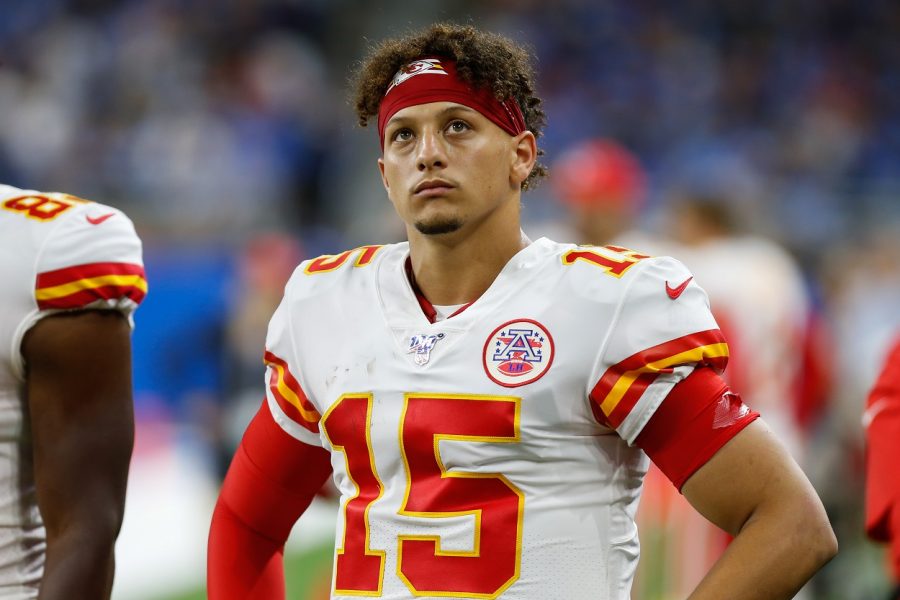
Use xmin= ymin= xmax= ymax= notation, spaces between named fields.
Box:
xmin=1 ymin=1 xmax=899 ymax=598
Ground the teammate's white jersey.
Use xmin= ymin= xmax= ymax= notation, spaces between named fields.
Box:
xmin=674 ymin=236 xmax=809 ymax=457
xmin=265 ymin=238 xmax=725 ymax=600
xmin=0 ymin=184 xmax=145 ymax=598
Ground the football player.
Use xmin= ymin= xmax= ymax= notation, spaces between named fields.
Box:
xmin=553 ymin=140 xmax=828 ymax=597
xmin=865 ymin=336 xmax=900 ymax=600
xmin=0 ymin=184 xmax=146 ymax=598
xmin=208 ymin=23 xmax=836 ymax=599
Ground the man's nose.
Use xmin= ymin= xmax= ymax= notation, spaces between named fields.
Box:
xmin=417 ymin=129 xmax=447 ymax=171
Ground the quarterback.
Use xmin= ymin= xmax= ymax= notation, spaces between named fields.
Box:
xmin=0 ymin=184 xmax=145 ymax=598
xmin=208 ymin=24 xmax=836 ymax=599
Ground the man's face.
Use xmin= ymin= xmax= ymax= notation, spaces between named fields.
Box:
xmin=378 ymin=101 xmax=524 ymax=239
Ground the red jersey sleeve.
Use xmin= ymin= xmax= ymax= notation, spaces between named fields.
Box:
xmin=208 ymin=401 xmax=332 ymax=599
xmin=634 ymin=367 xmax=759 ymax=490
xmin=864 ymin=337 xmax=900 ymax=580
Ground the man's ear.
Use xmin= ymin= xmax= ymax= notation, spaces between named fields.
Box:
xmin=378 ymin=157 xmax=390 ymax=193
xmin=510 ymin=131 xmax=537 ymax=189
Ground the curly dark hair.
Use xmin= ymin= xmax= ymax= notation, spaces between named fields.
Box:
xmin=351 ymin=22 xmax=547 ymax=190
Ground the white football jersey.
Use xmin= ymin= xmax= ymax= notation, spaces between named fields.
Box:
xmin=673 ymin=237 xmax=808 ymax=457
xmin=0 ymin=184 xmax=145 ymax=598
xmin=265 ymin=238 xmax=725 ymax=600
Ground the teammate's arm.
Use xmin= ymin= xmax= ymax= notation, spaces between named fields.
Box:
xmin=208 ymin=402 xmax=332 ymax=600
xmin=22 ymin=310 xmax=135 ymax=600
xmin=681 ymin=419 xmax=837 ymax=599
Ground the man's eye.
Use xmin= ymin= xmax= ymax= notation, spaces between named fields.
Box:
xmin=448 ymin=120 xmax=469 ymax=133
xmin=392 ymin=129 xmax=413 ymax=142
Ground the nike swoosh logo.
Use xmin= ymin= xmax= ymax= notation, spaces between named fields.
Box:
xmin=85 ymin=212 xmax=115 ymax=225
xmin=665 ymin=276 xmax=693 ymax=300
xmin=863 ymin=398 xmax=890 ymax=429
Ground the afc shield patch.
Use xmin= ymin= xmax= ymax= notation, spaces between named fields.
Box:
xmin=483 ymin=319 xmax=554 ymax=388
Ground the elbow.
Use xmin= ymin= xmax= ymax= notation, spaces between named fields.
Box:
xmin=811 ymin=520 xmax=839 ymax=568
xmin=45 ymin=505 xmax=125 ymax=554
xmin=792 ymin=507 xmax=838 ymax=572
xmin=773 ymin=495 xmax=838 ymax=574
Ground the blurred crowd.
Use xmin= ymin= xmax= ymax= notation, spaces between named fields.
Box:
xmin=1 ymin=1 xmax=899 ymax=598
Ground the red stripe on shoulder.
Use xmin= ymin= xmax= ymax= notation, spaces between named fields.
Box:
xmin=263 ymin=350 xmax=321 ymax=433
xmin=606 ymin=371 xmax=659 ymax=427
xmin=37 ymin=262 xmax=145 ymax=288
xmin=590 ymin=329 xmax=729 ymax=428
xmin=36 ymin=284 xmax=147 ymax=310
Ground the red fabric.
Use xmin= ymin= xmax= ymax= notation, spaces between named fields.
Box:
xmin=36 ymin=261 xmax=145 ymax=287
xmin=35 ymin=284 xmax=147 ymax=309
xmin=207 ymin=501 xmax=287 ymax=600
xmin=590 ymin=328 xmax=729 ymax=429
xmin=793 ymin=310 xmax=834 ymax=432
xmin=865 ymin=337 xmax=900 ymax=580
xmin=377 ymin=57 xmax=526 ymax=149
xmin=208 ymin=402 xmax=333 ymax=599
xmin=263 ymin=351 xmax=322 ymax=433
xmin=635 ymin=367 xmax=759 ymax=491
xmin=35 ymin=262 xmax=147 ymax=309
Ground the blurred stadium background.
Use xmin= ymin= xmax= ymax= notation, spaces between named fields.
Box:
xmin=1 ymin=0 xmax=899 ymax=598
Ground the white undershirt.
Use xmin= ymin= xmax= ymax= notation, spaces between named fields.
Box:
xmin=432 ymin=303 xmax=467 ymax=322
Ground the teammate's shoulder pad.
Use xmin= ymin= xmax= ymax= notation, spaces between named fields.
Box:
xmin=37 ymin=199 xmax=143 ymax=272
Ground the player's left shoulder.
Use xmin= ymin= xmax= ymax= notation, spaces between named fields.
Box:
xmin=37 ymin=195 xmax=143 ymax=269
xmin=1 ymin=186 xmax=142 ymax=263
xmin=0 ymin=188 xmax=147 ymax=342
xmin=547 ymin=240 xmax=655 ymax=285
xmin=27 ymin=193 xmax=145 ymax=312
xmin=2 ymin=187 xmax=107 ymax=225
xmin=65 ymin=195 xmax=137 ymax=233
xmin=547 ymin=239 xmax=706 ymax=307
xmin=623 ymin=252 xmax=707 ymax=308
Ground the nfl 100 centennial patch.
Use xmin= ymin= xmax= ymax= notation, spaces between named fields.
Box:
xmin=407 ymin=332 xmax=445 ymax=366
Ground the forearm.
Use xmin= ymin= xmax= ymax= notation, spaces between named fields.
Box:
xmin=687 ymin=504 xmax=836 ymax=600
xmin=35 ymin=454 xmax=129 ymax=600
xmin=39 ymin=529 xmax=116 ymax=600
xmin=681 ymin=420 xmax=838 ymax=599
xmin=207 ymin=404 xmax=332 ymax=598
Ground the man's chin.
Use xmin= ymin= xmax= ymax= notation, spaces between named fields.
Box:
xmin=413 ymin=218 xmax=464 ymax=236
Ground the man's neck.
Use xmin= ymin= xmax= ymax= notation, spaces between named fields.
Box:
xmin=407 ymin=224 xmax=530 ymax=306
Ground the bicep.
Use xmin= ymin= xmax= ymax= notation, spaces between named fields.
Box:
xmin=22 ymin=310 xmax=134 ymax=535
xmin=681 ymin=419 xmax=820 ymax=536
xmin=216 ymin=402 xmax=332 ymax=543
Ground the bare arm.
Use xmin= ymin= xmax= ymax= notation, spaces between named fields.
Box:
xmin=22 ymin=310 xmax=134 ymax=600
xmin=683 ymin=419 xmax=837 ymax=599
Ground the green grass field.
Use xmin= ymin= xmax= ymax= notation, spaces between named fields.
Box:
xmin=159 ymin=542 xmax=334 ymax=600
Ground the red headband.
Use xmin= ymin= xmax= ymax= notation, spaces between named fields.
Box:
xmin=377 ymin=57 xmax=526 ymax=149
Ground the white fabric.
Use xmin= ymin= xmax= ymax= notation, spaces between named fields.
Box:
xmin=432 ymin=303 xmax=467 ymax=322
xmin=672 ymin=236 xmax=808 ymax=459
xmin=265 ymin=238 xmax=721 ymax=600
